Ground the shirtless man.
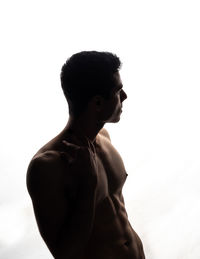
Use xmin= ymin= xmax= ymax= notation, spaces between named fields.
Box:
xmin=26 ymin=51 xmax=145 ymax=259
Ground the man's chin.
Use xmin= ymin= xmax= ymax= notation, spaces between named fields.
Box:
xmin=108 ymin=115 xmax=121 ymax=123
xmin=102 ymin=111 xmax=122 ymax=123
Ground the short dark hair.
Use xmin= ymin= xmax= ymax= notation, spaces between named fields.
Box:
xmin=60 ymin=51 xmax=121 ymax=116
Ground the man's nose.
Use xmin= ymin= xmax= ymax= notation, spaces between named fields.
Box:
xmin=121 ymin=89 xmax=127 ymax=102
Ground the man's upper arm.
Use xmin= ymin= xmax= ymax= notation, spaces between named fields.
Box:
xmin=26 ymin=151 xmax=97 ymax=258
xmin=26 ymin=152 xmax=70 ymax=249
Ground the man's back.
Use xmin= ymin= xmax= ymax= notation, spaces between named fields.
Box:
xmin=27 ymin=128 xmax=145 ymax=259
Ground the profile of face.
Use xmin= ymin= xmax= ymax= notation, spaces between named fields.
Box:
xmin=98 ymin=72 xmax=127 ymax=123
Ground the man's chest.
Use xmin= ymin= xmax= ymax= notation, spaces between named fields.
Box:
xmin=95 ymin=142 xmax=127 ymax=202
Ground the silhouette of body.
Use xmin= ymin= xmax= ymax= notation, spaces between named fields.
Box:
xmin=27 ymin=51 xmax=145 ymax=259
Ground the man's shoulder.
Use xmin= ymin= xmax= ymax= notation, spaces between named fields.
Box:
xmin=30 ymin=150 xmax=64 ymax=170
xmin=26 ymin=150 xmax=68 ymax=197
xmin=97 ymin=128 xmax=122 ymax=159
xmin=99 ymin=128 xmax=111 ymax=142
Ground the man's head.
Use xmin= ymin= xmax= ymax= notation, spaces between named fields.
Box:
xmin=60 ymin=51 xmax=126 ymax=121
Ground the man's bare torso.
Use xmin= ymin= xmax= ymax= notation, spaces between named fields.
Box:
xmin=30 ymin=128 xmax=145 ymax=259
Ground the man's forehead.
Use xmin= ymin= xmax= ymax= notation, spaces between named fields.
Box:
xmin=113 ymin=72 xmax=123 ymax=89
xmin=113 ymin=71 xmax=121 ymax=81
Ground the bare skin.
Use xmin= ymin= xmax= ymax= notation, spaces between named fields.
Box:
xmin=27 ymin=72 xmax=145 ymax=259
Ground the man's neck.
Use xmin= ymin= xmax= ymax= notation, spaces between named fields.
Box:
xmin=64 ymin=115 xmax=104 ymax=143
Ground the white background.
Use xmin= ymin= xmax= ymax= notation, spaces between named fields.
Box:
xmin=0 ymin=0 xmax=200 ymax=258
